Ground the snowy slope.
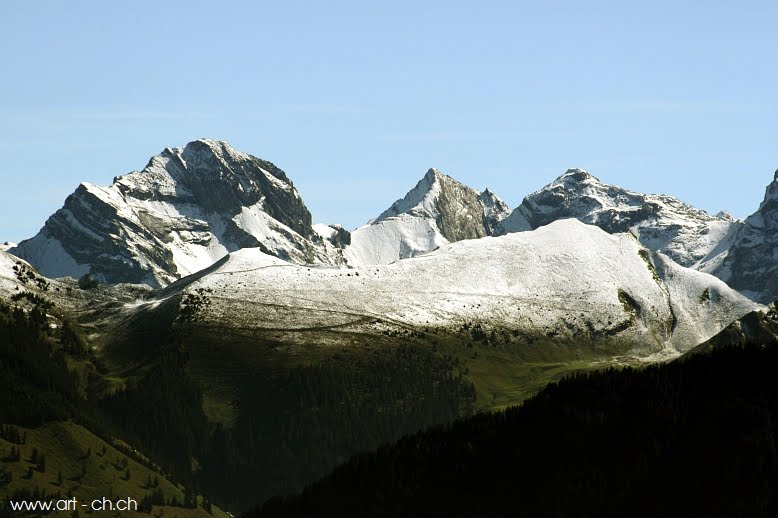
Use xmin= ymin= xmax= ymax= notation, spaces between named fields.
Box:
xmin=345 ymin=215 xmax=448 ymax=265
xmin=0 ymin=251 xmax=27 ymax=297
xmin=10 ymin=139 xmax=346 ymax=287
xmin=0 ymin=251 xmax=75 ymax=312
xmin=503 ymin=169 xmax=737 ymax=268
xmin=346 ymin=168 xmax=510 ymax=265
xmin=175 ymin=219 xmax=758 ymax=356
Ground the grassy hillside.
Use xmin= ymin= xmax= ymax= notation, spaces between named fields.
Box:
xmin=0 ymin=291 xmax=224 ymax=517
xmin=0 ymin=421 xmax=227 ymax=517
xmin=432 ymin=325 xmax=633 ymax=409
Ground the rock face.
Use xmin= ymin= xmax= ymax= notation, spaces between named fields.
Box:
xmin=10 ymin=139 xmax=344 ymax=287
xmin=502 ymin=169 xmax=736 ymax=268
xmin=478 ymin=189 xmax=512 ymax=235
xmin=345 ymin=168 xmax=510 ymax=264
xmin=700 ymin=171 xmax=778 ymax=303
xmin=312 ymin=224 xmax=351 ymax=248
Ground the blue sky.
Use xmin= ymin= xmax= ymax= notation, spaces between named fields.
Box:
xmin=1 ymin=0 xmax=776 ymax=243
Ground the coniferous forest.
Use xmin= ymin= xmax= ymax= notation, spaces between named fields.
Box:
xmin=250 ymin=342 xmax=778 ymax=518
xmin=0 ymin=295 xmax=478 ymax=512
xmin=99 ymin=337 xmax=477 ymax=508
xmin=4 ymin=289 xmax=778 ymax=516
xmin=4 ymin=284 xmax=778 ymax=517
xmin=0 ymin=300 xmax=84 ymax=425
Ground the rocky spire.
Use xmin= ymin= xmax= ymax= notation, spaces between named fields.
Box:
xmin=705 ymin=168 xmax=778 ymax=302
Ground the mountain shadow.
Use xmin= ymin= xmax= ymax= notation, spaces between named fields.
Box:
xmin=250 ymin=340 xmax=778 ymax=518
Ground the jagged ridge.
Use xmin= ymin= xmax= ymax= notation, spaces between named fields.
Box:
xmin=502 ymin=168 xmax=736 ymax=268
xmin=700 ymin=170 xmax=778 ymax=303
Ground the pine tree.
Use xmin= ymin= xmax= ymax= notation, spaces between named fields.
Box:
xmin=184 ymin=487 xmax=196 ymax=508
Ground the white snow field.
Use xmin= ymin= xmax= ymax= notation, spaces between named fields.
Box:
xmin=176 ymin=219 xmax=758 ymax=357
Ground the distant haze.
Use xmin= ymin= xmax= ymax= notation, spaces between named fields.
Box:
xmin=1 ymin=0 xmax=776 ymax=243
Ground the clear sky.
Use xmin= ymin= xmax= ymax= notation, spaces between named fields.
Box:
xmin=1 ymin=0 xmax=776 ymax=243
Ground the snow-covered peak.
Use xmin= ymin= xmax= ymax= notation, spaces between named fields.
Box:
xmin=478 ymin=188 xmax=508 ymax=211
xmin=376 ymin=167 xmax=510 ymax=241
xmin=164 ymin=138 xmax=248 ymax=163
xmin=375 ymin=167 xmax=447 ymax=222
xmin=421 ymin=167 xmax=441 ymax=179
xmin=346 ymin=168 xmax=513 ymax=265
xmin=477 ymin=189 xmax=511 ymax=234
xmin=552 ymin=168 xmax=597 ymax=186
xmin=10 ymin=139 xmax=344 ymax=286
xmin=502 ymin=168 xmax=737 ymax=268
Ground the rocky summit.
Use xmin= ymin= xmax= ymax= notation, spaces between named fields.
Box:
xmin=10 ymin=139 xmax=346 ymax=287
xmin=345 ymin=168 xmax=510 ymax=265
xmin=501 ymin=168 xmax=736 ymax=269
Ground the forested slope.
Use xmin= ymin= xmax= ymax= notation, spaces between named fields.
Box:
xmin=252 ymin=341 xmax=778 ymax=518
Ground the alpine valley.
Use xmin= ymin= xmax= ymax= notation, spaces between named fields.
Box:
xmin=2 ymin=139 xmax=778 ymax=515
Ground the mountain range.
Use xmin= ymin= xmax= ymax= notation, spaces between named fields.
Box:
xmin=2 ymin=139 xmax=778 ymax=513
xmin=9 ymin=139 xmax=778 ymax=304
